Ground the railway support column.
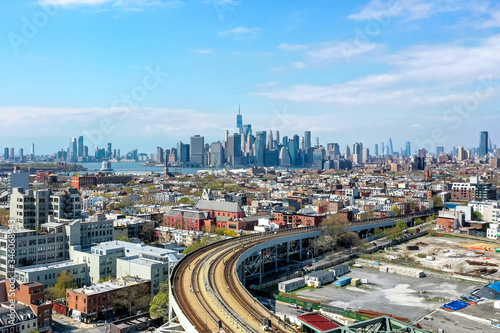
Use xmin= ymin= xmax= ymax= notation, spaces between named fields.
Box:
xmin=259 ymin=251 xmax=263 ymax=285
xmin=299 ymin=239 xmax=303 ymax=261
xmin=286 ymin=241 xmax=290 ymax=263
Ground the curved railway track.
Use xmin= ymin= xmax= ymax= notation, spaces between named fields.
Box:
xmin=172 ymin=228 xmax=320 ymax=333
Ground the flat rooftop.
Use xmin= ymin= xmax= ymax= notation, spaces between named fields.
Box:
xmin=297 ymin=314 xmax=340 ymax=332
xmin=17 ymin=260 xmax=84 ymax=273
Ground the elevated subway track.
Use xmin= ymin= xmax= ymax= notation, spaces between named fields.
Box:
xmin=169 ymin=212 xmax=432 ymax=333
xmin=170 ymin=227 xmax=322 ymax=333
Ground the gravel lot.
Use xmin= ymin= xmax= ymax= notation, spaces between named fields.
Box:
xmin=295 ymin=266 xmax=482 ymax=322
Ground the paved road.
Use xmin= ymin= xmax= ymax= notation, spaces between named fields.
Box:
xmin=52 ymin=316 xmax=107 ymax=333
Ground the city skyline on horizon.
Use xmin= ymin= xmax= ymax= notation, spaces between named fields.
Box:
xmin=1 ymin=115 xmax=496 ymax=159
xmin=1 ymin=1 xmax=500 ymax=152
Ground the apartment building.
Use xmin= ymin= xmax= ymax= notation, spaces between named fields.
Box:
xmin=3 ymin=280 xmax=52 ymax=330
xmin=0 ymin=224 xmax=67 ymax=276
xmin=14 ymin=261 xmax=88 ymax=288
xmin=70 ymin=243 xmax=125 ymax=284
xmin=10 ymin=187 xmax=82 ymax=229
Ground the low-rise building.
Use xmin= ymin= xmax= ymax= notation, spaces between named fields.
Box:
xmin=66 ymin=277 xmax=150 ymax=323
xmin=3 ymin=280 xmax=52 ymax=331
xmin=14 ymin=261 xmax=88 ymax=288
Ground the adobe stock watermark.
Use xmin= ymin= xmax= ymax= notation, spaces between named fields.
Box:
xmin=7 ymin=1 xmax=60 ymax=56
xmin=269 ymin=106 xmax=294 ymax=131
xmin=210 ymin=0 xmax=241 ymax=21
xmin=414 ymin=75 xmax=499 ymax=153
xmin=83 ymin=65 xmax=168 ymax=149
xmin=340 ymin=0 xmax=402 ymax=62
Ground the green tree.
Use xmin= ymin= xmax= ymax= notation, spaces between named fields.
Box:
xmin=391 ymin=205 xmax=401 ymax=216
xmin=178 ymin=197 xmax=194 ymax=205
xmin=409 ymin=200 xmax=416 ymax=212
xmin=396 ymin=219 xmax=408 ymax=231
xmin=472 ymin=211 xmax=483 ymax=221
xmin=374 ymin=227 xmax=384 ymax=238
xmin=97 ymin=275 xmax=113 ymax=283
xmin=223 ymin=229 xmax=238 ymax=237
xmin=45 ymin=271 xmax=76 ymax=300
xmin=150 ymin=281 xmax=169 ymax=322
xmin=313 ymin=214 xmax=362 ymax=252
xmin=116 ymin=235 xmax=130 ymax=242
xmin=431 ymin=195 xmax=444 ymax=209
xmin=415 ymin=218 xmax=424 ymax=225
xmin=386 ymin=226 xmax=403 ymax=241
xmin=426 ymin=214 xmax=437 ymax=222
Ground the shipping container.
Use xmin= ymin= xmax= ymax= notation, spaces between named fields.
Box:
xmin=350 ymin=278 xmax=361 ymax=286
xmin=335 ymin=277 xmax=352 ymax=287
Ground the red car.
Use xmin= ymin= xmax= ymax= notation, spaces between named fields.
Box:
xmin=306 ymin=263 xmax=312 ymax=267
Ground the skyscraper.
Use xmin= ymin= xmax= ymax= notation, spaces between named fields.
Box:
xmin=70 ymin=138 xmax=77 ymax=162
xmin=242 ymin=124 xmax=252 ymax=136
xmin=374 ymin=144 xmax=378 ymax=157
xmin=380 ymin=142 xmax=385 ymax=156
xmin=436 ymin=146 xmax=444 ymax=155
xmin=267 ymin=130 xmax=273 ymax=150
xmin=304 ymin=131 xmax=311 ymax=150
xmin=387 ymin=138 xmax=393 ymax=156
xmin=31 ymin=143 xmax=35 ymax=157
xmin=236 ymin=107 xmax=243 ymax=135
xmin=479 ymin=131 xmax=488 ymax=157
xmin=227 ymin=133 xmax=242 ymax=166
xmin=157 ymin=147 xmax=164 ymax=164
xmin=107 ymin=143 xmax=112 ymax=159
xmin=457 ymin=146 xmax=465 ymax=161
xmin=78 ymin=136 xmax=84 ymax=157
xmin=255 ymin=131 xmax=266 ymax=166
xmin=362 ymin=148 xmax=369 ymax=163
xmin=190 ymin=135 xmax=205 ymax=166
xmin=209 ymin=141 xmax=223 ymax=166
xmin=345 ymin=145 xmax=350 ymax=159
xmin=405 ymin=141 xmax=411 ymax=157
xmin=177 ymin=141 xmax=190 ymax=164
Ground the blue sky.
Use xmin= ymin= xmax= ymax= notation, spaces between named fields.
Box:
xmin=1 ymin=0 xmax=500 ymax=155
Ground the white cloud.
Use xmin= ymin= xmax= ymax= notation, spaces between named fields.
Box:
xmin=278 ymin=39 xmax=381 ymax=67
xmin=481 ymin=10 xmax=500 ymax=28
xmin=278 ymin=43 xmax=308 ymax=52
xmin=349 ymin=0 xmax=490 ymax=21
xmin=195 ymin=49 xmax=214 ymax=54
xmin=292 ymin=62 xmax=306 ymax=69
xmin=219 ymin=26 xmax=259 ymax=37
xmin=255 ymin=34 xmax=500 ymax=107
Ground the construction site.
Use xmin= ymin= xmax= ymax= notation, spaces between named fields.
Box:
xmin=287 ymin=234 xmax=500 ymax=332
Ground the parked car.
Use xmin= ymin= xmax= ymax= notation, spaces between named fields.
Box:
xmin=306 ymin=263 xmax=312 ymax=267
xmin=288 ymin=303 xmax=298 ymax=308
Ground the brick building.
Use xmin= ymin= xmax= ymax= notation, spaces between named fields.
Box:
xmin=163 ymin=207 xmax=210 ymax=231
xmin=71 ymin=174 xmax=133 ymax=190
xmin=195 ymin=200 xmax=246 ymax=219
xmin=4 ymin=281 xmax=52 ymax=330
xmin=273 ymin=212 xmax=324 ymax=228
xmin=66 ymin=277 xmax=150 ymax=323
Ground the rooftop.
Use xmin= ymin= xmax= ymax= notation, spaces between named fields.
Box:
xmin=17 ymin=260 xmax=84 ymax=273
xmin=297 ymin=314 xmax=340 ymax=332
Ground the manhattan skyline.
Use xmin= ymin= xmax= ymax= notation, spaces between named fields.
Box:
xmin=1 ymin=1 xmax=500 ymax=153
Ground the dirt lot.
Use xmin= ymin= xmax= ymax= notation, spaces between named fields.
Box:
xmin=295 ymin=266 xmax=482 ymax=322
xmin=397 ymin=235 xmax=500 ymax=280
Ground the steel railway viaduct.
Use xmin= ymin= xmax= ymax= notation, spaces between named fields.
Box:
xmin=167 ymin=212 xmax=431 ymax=333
